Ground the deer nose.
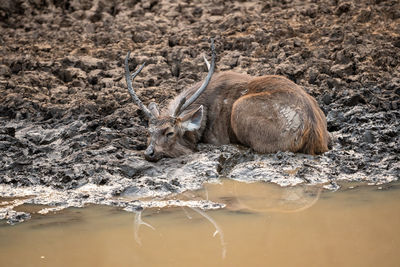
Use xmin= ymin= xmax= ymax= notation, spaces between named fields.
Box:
xmin=144 ymin=145 xmax=156 ymax=160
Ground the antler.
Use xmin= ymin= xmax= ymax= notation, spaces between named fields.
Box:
xmin=125 ymin=51 xmax=154 ymax=119
xmin=173 ymin=97 xmax=187 ymax=117
xmin=203 ymin=54 xmax=211 ymax=71
xmin=175 ymin=38 xmax=216 ymax=116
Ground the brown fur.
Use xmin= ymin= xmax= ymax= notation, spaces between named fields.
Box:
xmin=144 ymin=71 xmax=329 ymax=161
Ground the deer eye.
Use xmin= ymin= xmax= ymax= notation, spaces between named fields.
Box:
xmin=166 ymin=131 xmax=174 ymax=138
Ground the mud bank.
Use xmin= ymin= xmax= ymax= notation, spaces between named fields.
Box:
xmin=0 ymin=0 xmax=399 ymax=223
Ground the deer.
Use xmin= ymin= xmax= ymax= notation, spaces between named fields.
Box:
xmin=124 ymin=39 xmax=330 ymax=162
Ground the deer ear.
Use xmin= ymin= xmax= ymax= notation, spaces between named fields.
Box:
xmin=180 ymin=105 xmax=203 ymax=132
xmin=148 ymin=102 xmax=159 ymax=117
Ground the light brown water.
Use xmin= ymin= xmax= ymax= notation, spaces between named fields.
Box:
xmin=1 ymin=180 xmax=400 ymax=267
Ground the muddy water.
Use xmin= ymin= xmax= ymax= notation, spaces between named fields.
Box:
xmin=1 ymin=180 xmax=399 ymax=267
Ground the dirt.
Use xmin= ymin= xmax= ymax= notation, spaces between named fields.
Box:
xmin=0 ymin=0 xmax=399 ymax=224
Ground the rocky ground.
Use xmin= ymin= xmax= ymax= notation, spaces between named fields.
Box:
xmin=0 ymin=0 xmax=399 ymax=224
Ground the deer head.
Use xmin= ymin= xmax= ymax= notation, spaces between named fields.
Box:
xmin=124 ymin=39 xmax=216 ymax=161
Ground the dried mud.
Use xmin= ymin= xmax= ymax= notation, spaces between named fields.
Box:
xmin=0 ymin=0 xmax=399 ymax=224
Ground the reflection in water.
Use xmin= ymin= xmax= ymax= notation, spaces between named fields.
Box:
xmin=173 ymin=180 xmax=323 ymax=258
xmin=188 ymin=207 xmax=227 ymax=259
xmin=1 ymin=180 xmax=400 ymax=267
xmin=175 ymin=179 xmax=322 ymax=214
xmin=232 ymin=182 xmax=322 ymax=213
xmin=133 ymin=211 xmax=155 ymax=246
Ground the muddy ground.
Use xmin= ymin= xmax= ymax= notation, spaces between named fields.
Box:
xmin=0 ymin=0 xmax=399 ymax=224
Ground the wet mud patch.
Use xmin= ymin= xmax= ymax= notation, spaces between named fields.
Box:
xmin=0 ymin=0 xmax=399 ymax=223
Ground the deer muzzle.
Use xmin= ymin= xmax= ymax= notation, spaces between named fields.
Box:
xmin=144 ymin=144 xmax=158 ymax=162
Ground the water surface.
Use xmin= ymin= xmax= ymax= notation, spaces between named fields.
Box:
xmin=1 ymin=180 xmax=399 ymax=267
